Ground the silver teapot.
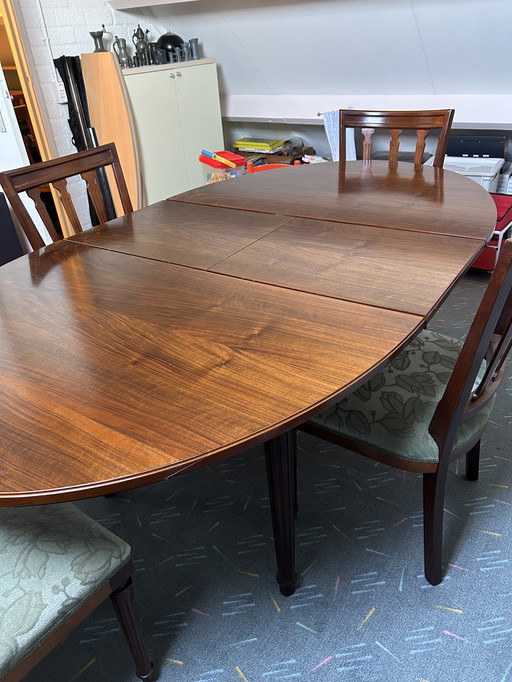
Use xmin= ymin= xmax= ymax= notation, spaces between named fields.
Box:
xmin=132 ymin=26 xmax=149 ymax=53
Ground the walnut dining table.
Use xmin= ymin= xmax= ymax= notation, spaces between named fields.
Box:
xmin=0 ymin=160 xmax=496 ymax=596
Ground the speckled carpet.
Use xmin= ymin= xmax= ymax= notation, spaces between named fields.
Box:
xmin=25 ymin=269 xmax=512 ymax=682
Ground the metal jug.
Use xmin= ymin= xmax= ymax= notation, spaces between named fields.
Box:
xmin=149 ymin=43 xmax=167 ymax=65
xmin=90 ymin=27 xmax=107 ymax=52
xmin=189 ymin=38 xmax=200 ymax=60
xmin=113 ymin=36 xmax=131 ymax=68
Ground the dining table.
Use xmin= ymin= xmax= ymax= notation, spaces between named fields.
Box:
xmin=0 ymin=160 xmax=496 ymax=596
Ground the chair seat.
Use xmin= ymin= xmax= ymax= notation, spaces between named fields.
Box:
xmin=308 ymin=329 xmax=494 ymax=464
xmin=0 ymin=503 xmax=131 ymax=678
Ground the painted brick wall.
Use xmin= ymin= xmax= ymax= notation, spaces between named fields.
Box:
xmin=14 ymin=0 xmax=166 ymax=228
xmin=16 ymin=0 xmax=165 ymax=156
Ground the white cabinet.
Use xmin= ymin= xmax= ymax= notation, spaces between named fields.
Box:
xmin=123 ymin=59 xmax=224 ymax=204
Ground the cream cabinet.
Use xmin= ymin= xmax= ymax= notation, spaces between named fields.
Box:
xmin=81 ymin=54 xmax=224 ymax=208
xmin=123 ymin=59 xmax=224 ymax=205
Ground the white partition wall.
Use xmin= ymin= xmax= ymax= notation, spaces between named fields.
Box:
xmin=147 ymin=0 xmax=512 ymax=130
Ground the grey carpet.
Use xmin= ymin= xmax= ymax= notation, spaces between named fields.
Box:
xmin=25 ymin=269 xmax=512 ymax=682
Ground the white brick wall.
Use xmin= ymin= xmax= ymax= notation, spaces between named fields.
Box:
xmin=16 ymin=0 xmax=165 ymax=156
xmin=13 ymin=0 xmax=166 ymax=228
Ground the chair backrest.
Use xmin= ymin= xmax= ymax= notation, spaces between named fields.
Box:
xmin=0 ymin=143 xmax=133 ymax=251
xmin=430 ymin=239 xmax=512 ymax=457
xmin=339 ymin=109 xmax=455 ymax=168
xmin=246 ymin=161 xmax=300 ymax=173
xmin=0 ymin=192 xmax=24 ymax=265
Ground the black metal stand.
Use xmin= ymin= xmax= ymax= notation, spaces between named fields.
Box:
xmin=54 ymin=55 xmax=116 ymax=223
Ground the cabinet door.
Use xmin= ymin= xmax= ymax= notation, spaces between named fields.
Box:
xmin=175 ymin=62 xmax=224 ymax=190
xmin=124 ymin=69 xmax=188 ymax=205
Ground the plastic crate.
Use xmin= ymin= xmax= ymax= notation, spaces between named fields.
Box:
xmin=425 ymin=156 xmax=505 ymax=192
xmin=199 ymin=151 xmax=246 ymax=184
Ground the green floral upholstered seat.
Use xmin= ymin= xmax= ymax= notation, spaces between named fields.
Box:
xmin=0 ymin=502 xmax=147 ymax=680
xmin=308 ymin=329 xmax=494 ymax=465
xmin=301 ymin=240 xmax=512 ymax=587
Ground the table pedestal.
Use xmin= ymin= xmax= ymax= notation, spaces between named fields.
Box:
xmin=265 ymin=431 xmax=298 ymax=596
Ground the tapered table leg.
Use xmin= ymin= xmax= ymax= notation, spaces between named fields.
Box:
xmin=264 ymin=430 xmax=298 ymax=596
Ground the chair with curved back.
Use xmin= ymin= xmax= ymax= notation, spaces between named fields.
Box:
xmin=297 ymin=239 xmax=512 ymax=586
xmin=246 ymin=161 xmax=301 ymax=173
xmin=0 ymin=143 xmax=133 ymax=251
xmin=0 ymin=503 xmax=153 ymax=681
xmin=0 ymin=145 xmax=151 ymax=681
xmin=339 ymin=109 xmax=455 ymax=168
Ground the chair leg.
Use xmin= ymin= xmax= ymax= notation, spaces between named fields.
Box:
xmin=110 ymin=563 xmax=154 ymax=682
xmin=465 ymin=440 xmax=481 ymax=481
xmin=422 ymin=470 xmax=448 ymax=586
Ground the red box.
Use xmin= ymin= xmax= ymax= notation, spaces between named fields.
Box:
xmin=198 ymin=150 xmax=246 ymax=169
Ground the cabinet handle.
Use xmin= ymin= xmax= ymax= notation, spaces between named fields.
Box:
xmin=169 ymin=73 xmax=175 ymax=79
xmin=176 ymin=72 xmax=182 ymax=77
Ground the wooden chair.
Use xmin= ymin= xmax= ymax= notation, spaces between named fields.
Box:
xmin=339 ymin=109 xmax=455 ymax=168
xmin=0 ymin=503 xmax=153 ymax=681
xmin=0 ymin=143 xmax=133 ymax=251
xmin=246 ymin=160 xmax=300 ymax=173
xmin=298 ymin=239 xmax=512 ymax=586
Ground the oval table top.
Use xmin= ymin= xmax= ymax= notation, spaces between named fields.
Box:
xmin=0 ymin=161 xmax=496 ymax=504
xmin=170 ymin=160 xmax=496 ymax=239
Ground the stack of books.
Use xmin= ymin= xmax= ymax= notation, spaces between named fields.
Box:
xmin=233 ymin=137 xmax=286 ymax=154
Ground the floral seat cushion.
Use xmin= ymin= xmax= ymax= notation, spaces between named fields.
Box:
xmin=308 ymin=329 xmax=494 ymax=464
xmin=0 ymin=502 xmax=131 ymax=678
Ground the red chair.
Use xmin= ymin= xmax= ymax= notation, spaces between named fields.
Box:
xmin=472 ymin=193 xmax=512 ymax=271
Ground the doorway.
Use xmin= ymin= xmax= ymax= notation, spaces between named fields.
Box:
xmin=0 ymin=0 xmax=69 ymax=243
xmin=0 ymin=0 xmax=54 ymax=165
xmin=0 ymin=17 xmax=42 ymax=164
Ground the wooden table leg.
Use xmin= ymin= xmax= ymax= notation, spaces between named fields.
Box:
xmin=264 ymin=430 xmax=298 ymax=596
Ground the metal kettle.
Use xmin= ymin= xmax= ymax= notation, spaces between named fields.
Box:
xmin=132 ymin=26 xmax=149 ymax=53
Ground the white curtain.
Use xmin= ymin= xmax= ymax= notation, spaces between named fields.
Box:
xmin=323 ymin=110 xmax=356 ymax=162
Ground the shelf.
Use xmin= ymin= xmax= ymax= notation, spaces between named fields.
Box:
xmin=221 ymin=94 xmax=512 ymax=130
xmin=109 ymin=0 xmax=198 ymax=8
xmin=121 ymin=58 xmax=215 ymax=76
